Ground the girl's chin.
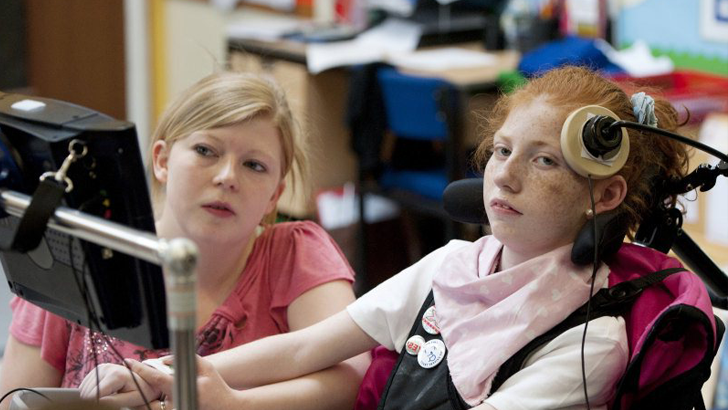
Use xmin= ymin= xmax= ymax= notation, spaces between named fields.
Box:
xmin=185 ymin=229 xmax=248 ymax=246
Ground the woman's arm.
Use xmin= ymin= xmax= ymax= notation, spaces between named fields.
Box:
xmin=90 ymin=307 xmax=376 ymax=410
xmin=0 ymin=335 xmax=62 ymax=410
xmin=121 ymin=310 xmax=376 ymax=410
xmin=208 ymin=281 xmax=377 ymax=390
xmin=230 ymin=280 xmax=370 ymax=410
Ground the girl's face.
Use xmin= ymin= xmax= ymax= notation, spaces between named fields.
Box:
xmin=152 ymin=116 xmax=285 ymax=247
xmin=483 ymin=98 xmax=592 ymax=260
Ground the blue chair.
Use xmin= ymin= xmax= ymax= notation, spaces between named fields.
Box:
xmin=356 ymin=66 xmax=465 ymax=289
xmin=375 ymin=66 xmax=463 ymax=218
xmin=376 ymin=68 xmax=455 ymax=201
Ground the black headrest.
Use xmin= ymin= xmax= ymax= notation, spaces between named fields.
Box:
xmin=442 ymin=178 xmax=628 ymax=265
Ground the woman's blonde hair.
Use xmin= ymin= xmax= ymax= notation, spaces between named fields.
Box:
xmin=149 ymin=71 xmax=308 ymax=224
xmin=474 ymin=66 xmax=690 ymax=236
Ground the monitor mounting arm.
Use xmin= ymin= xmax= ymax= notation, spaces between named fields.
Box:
xmin=0 ymin=189 xmax=199 ymax=410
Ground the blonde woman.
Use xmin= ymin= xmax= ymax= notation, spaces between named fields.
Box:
xmin=1 ymin=72 xmax=368 ymax=410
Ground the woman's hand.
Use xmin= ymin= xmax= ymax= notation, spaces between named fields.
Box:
xmin=78 ymin=362 xmax=160 ymax=408
xmin=127 ymin=355 xmax=242 ymax=410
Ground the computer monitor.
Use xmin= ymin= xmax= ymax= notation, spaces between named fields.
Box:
xmin=0 ymin=91 xmax=168 ymax=350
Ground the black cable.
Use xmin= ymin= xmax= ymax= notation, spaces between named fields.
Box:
xmin=609 ymin=120 xmax=728 ymax=163
xmin=0 ymin=387 xmax=50 ymax=407
xmin=64 ymin=234 xmax=102 ymax=403
xmin=66 ymin=232 xmax=154 ymax=410
xmin=581 ymin=176 xmax=599 ymax=410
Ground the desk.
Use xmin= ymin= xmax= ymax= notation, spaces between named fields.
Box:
xmin=228 ymin=37 xmax=519 ymax=218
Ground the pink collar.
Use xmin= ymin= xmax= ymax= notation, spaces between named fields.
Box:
xmin=432 ymin=236 xmax=608 ymax=406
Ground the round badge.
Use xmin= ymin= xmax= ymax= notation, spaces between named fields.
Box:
xmin=417 ymin=339 xmax=446 ymax=369
xmin=421 ymin=305 xmax=440 ymax=335
xmin=405 ymin=335 xmax=426 ymax=355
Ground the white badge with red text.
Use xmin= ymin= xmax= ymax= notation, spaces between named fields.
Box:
xmin=422 ymin=305 xmax=440 ymax=335
xmin=405 ymin=335 xmax=426 ymax=355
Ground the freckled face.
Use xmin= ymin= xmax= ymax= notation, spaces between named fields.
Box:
xmin=483 ymin=98 xmax=591 ymax=258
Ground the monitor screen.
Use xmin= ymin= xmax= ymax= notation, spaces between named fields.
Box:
xmin=0 ymin=91 xmax=168 ymax=350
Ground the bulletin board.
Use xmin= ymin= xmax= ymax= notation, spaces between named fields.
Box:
xmin=701 ymin=0 xmax=728 ymax=43
xmin=616 ymin=0 xmax=728 ymax=75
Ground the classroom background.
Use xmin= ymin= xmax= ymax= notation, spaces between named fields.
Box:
xmin=1 ymin=0 xmax=727 ymax=406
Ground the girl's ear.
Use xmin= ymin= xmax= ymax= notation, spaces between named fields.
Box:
xmin=264 ymin=180 xmax=286 ymax=216
xmin=595 ymin=174 xmax=627 ymax=214
xmin=152 ymin=140 xmax=170 ymax=184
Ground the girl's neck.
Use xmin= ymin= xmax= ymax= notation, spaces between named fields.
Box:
xmin=498 ymin=246 xmax=543 ymax=271
xmin=194 ymin=231 xmax=258 ymax=296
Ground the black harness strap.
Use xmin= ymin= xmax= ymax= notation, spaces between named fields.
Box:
xmin=0 ymin=178 xmax=66 ymax=252
xmin=377 ymin=268 xmax=688 ymax=410
xmin=491 ymin=267 xmax=686 ymax=393
xmin=378 ymin=291 xmax=470 ymax=410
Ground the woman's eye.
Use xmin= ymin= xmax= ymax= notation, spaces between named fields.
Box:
xmin=536 ymin=156 xmax=555 ymax=166
xmin=194 ymin=145 xmax=214 ymax=156
xmin=245 ymin=160 xmax=267 ymax=173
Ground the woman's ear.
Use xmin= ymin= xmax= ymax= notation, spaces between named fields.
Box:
xmin=595 ymin=174 xmax=627 ymax=214
xmin=152 ymin=140 xmax=169 ymax=184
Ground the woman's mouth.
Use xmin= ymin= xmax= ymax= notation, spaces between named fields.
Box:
xmin=202 ymin=202 xmax=235 ymax=217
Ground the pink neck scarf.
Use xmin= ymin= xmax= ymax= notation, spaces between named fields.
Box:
xmin=432 ymin=236 xmax=609 ymax=406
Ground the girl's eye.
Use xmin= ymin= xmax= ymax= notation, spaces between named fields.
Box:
xmin=536 ymin=156 xmax=556 ymax=166
xmin=244 ymin=160 xmax=267 ymax=173
xmin=495 ymin=146 xmax=511 ymax=157
xmin=194 ymin=145 xmax=214 ymax=156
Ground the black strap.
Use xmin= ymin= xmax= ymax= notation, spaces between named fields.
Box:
xmin=0 ymin=178 xmax=66 ymax=252
xmin=377 ymin=291 xmax=440 ymax=410
xmin=378 ymin=267 xmax=689 ymax=409
xmin=491 ymin=267 xmax=686 ymax=393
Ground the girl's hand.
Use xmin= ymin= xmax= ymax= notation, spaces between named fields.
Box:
xmin=78 ymin=362 xmax=160 ymax=408
xmin=129 ymin=355 xmax=242 ymax=410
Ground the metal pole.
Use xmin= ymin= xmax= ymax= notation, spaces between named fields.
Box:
xmin=0 ymin=189 xmax=199 ymax=409
xmin=160 ymin=238 xmax=198 ymax=410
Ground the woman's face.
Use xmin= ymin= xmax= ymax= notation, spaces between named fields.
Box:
xmin=152 ymin=116 xmax=285 ymax=247
xmin=483 ymin=97 xmax=592 ymax=260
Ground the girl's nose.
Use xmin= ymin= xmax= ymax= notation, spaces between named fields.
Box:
xmin=212 ymin=159 xmax=238 ymax=191
xmin=493 ymin=157 xmax=522 ymax=193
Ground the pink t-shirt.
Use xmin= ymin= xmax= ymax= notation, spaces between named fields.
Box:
xmin=9 ymin=221 xmax=355 ymax=387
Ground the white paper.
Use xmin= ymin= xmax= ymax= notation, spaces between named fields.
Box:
xmin=306 ymin=18 xmax=422 ymax=74
xmin=701 ymin=0 xmax=728 ymax=43
xmin=316 ymin=184 xmax=399 ymax=230
xmin=366 ymin=0 xmax=417 ymax=16
xmin=388 ymin=48 xmax=496 ymax=71
xmin=355 ymin=18 xmax=421 ymax=51
xmin=306 ymin=41 xmax=385 ymax=74
xmin=595 ymin=39 xmax=674 ymax=77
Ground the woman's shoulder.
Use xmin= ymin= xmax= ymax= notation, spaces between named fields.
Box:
xmin=257 ymin=220 xmax=353 ymax=275
xmin=262 ymin=220 xmax=332 ymax=243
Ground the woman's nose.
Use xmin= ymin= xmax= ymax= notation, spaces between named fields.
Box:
xmin=493 ymin=157 xmax=522 ymax=192
xmin=212 ymin=159 xmax=239 ymax=191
